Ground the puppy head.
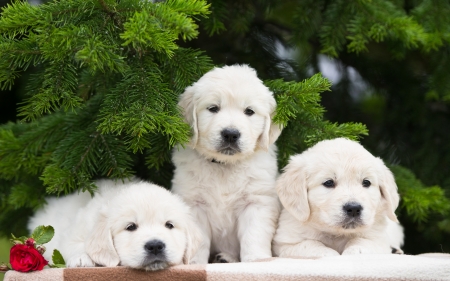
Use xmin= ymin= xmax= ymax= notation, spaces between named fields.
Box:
xmin=277 ymin=138 xmax=399 ymax=234
xmin=86 ymin=182 xmax=201 ymax=271
xmin=178 ymin=64 xmax=282 ymax=163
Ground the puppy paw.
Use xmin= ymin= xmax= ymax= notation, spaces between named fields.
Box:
xmin=278 ymin=243 xmax=339 ymax=259
xmin=189 ymin=257 xmax=209 ymax=265
xmin=391 ymin=247 xmax=404 ymax=254
xmin=342 ymin=246 xmax=373 ymax=255
xmin=310 ymin=247 xmax=340 ymax=258
xmin=212 ymin=253 xmax=238 ymax=263
xmin=66 ymin=253 xmax=95 ymax=267
xmin=240 ymin=254 xmax=272 ymax=262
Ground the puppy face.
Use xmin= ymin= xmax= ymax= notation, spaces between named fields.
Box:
xmin=86 ymin=182 xmax=201 ymax=271
xmin=178 ymin=65 xmax=282 ymax=163
xmin=277 ymin=138 xmax=399 ymax=234
xmin=306 ymin=156 xmax=384 ymax=232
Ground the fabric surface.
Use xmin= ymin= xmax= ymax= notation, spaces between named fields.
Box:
xmin=4 ymin=267 xmax=64 ymax=281
xmin=4 ymin=254 xmax=450 ymax=281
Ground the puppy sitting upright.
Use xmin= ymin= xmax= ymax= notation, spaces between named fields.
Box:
xmin=172 ymin=65 xmax=282 ymax=263
xmin=273 ymin=138 xmax=404 ymax=258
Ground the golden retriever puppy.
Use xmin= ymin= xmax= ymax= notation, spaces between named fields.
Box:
xmin=273 ymin=138 xmax=404 ymax=258
xmin=28 ymin=180 xmax=201 ymax=270
xmin=172 ymin=65 xmax=282 ymax=263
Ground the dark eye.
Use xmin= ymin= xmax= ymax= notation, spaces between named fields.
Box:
xmin=165 ymin=221 xmax=174 ymax=229
xmin=323 ymin=179 xmax=335 ymax=188
xmin=362 ymin=179 xmax=371 ymax=187
xmin=208 ymin=106 xmax=219 ymax=113
xmin=126 ymin=223 xmax=137 ymax=231
xmin=244 ymin=108 xmax=254 ymax=116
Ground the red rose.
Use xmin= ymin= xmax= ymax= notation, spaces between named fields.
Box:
xmin=25 ymin=238 xmax=35 ymax=247
xmin=10 ymin=244 xmax=49 ymax=272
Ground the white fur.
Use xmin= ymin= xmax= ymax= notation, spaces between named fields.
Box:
xmin=28 ymin=180 xmax=202 ymax=270
xmin=172 ymin=65 xmax=282 ymax=263
xmin=273 ymin=138 xmax=404 ymax=258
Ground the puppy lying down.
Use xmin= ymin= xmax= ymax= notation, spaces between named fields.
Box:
xmin=28 ymin=180 xmax=201 ymax=270
xmin=273 ymin=138 xmax=404 ymax=258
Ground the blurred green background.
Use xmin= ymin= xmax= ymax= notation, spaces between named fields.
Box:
xmin=1 ymin=238 xmax=9 ymax=281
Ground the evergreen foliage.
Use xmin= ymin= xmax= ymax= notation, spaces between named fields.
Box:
xmin=267 ymin=75 xmax=368 ymax=167
xmin=0 ymin=0 xmax=367 ymax=237
xmin=391 ymin=165 xmax=450 ymax=223
xmin=0 ymin=0 xmax=449 ymax=255
xmin=0 ymin=0 xmax=214 ymax=233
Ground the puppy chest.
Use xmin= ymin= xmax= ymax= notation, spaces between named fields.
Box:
xmin=317 ymin=232 xmax=353 ymax=254
xmin=190 ymin=190 xmax=250 ymax=215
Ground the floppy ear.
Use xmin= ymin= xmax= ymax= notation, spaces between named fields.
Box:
xmin=178 ymin=86 xmax=198 ymax=148
xmin=376 ymin=158 xmax=400 ymax=223
xmin=276 ymin=156 xmax=310 ymax=222
xmin=85 ymin=210 xmax=120 ymax=267
xmin=182 ymin=218 xmax=203 ymax=264
xmin=258 ymin=114 xmax=282 ymax=150
xmin=257 ymin=91 xmax=283 ymax=150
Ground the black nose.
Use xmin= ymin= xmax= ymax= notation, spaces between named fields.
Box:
xmin=343 ymin=202 xmax=363 ymax=217
xmin=221 ymin=128 xmax=240 ymax=143
xmin=144 ymin=240 xmax=165 ymax=255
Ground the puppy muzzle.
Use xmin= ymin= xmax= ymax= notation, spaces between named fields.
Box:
xmin=340 ymin=202 xmax=364 ymax=229
xmin=217 ymin=128 xmax=241 ymax=155
xmin=141 ymin=259 xmax=170 ymax=271
xmin=140 ymin=240 xmax=169 ymax=271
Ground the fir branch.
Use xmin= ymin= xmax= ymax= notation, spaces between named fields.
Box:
xmin=41 ymin=164 xmax=96 ymax=195
xmin=266 ymin=73 xmax=367 ymax=168
xmin=98 ymin=0 xmax=115 ymax=17
xmin=266 ymin=73 xmax=332 ymax=127
xmin=276 ymin=117 xmax=368 ymax=168
xmin=390 ymin=165 xmax=450 ymax=223
xmin=319 ymin=0 xmax=352 ymax=56
xmin=0 ymin=129 xmax=23 ymax=180
xmin=121 ymin=10 xmax=179 ymax=57
xmin=0 ymin=37 xmax=43 ymax=71
xmin=8 ymin=183 xmax=46 ymax=211
xmin=145 ymin=133 xmax=172 ymax=170
xmin=41 ymin=126 xmax=133 ymax=194
xmin=75 ymin=33 xmax=127 ymax=73
xmin=73 ymin=130 xmax=100 ymax=174
xmin=303 ymin=121 xmax=368 ymax=146
xmin=157 ymin=47 xmax=213 ymax=93
xmin=165 ymin=0 xmax=211 ymax=16
xmin=200 ymin=0 xmax=227 ymax=36
xmin=290 ymin=0 xmax=325 ymax=44
xmin=0 ymin=1 xmax=40 ymax=38
xmin=97 ymin=58 xmax=190 ymax=152
xmin=18 ymin=60 xmax=82 ymax=121
xmin=0 ymin=121 xmax=54 ymax=178
xmin=120 ymin=0 xmax=210 ymax=56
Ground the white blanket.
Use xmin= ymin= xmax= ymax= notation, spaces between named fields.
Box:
xmin=4 ymin=253 xmax=450 ymax=281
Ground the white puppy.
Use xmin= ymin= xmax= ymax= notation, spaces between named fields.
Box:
xmin=172 ymin=65 xmax=282 ymax=263
xmin=28 ymin=180 xmax=201 ymax=270
xmin=273 ymin=138 xmax=404 ymax=258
